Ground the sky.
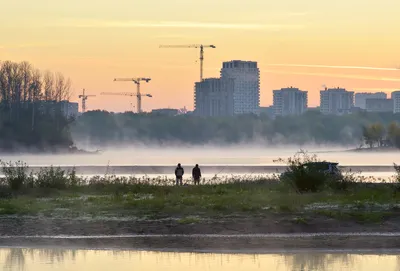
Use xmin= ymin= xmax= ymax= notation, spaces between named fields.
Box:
xmin=1 ymin=0 xmax=400 ymax=112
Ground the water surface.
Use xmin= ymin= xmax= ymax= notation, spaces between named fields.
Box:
xmin=0 ymin=248 xmax=399 ymax=271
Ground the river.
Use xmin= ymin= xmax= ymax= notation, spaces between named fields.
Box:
xmin=1 ymin=147 xmax=400 ymax=182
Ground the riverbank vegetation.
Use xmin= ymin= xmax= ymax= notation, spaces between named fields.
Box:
xmin=0 ymin=60 xmax=73 ymax=152
xmin=1 ymin=153 xmax=400 ymax=231
xmin=361 ymin=122 xmax=400 ymax=149
xmin=72 ymin=110 xmax=400 ymax=147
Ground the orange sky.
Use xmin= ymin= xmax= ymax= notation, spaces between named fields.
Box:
xmin=1 ymin=0 xmax=400 ymax=112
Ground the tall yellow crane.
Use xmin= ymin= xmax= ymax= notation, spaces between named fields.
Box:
xmin=78 ymin=89 xmax=96 ymax=113
xmin=100 ymin=91 xmax=153 ymax=113
xmin=159 ymin=44 xmax=216 ymax=82
xmin=112 ymin=78 xmax=152 ymax=113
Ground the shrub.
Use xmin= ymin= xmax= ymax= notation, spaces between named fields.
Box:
xmin=393 ymin=163 xmax=400 ymax=191
xmin=0 ymin=160 xmax=33 ymax=191
xmin=275 ymin=151 xmax=351 ymax=193
xmin=36 ymin=166 xmax=68 ymax=189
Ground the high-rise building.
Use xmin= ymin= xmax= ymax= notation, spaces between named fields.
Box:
xmin=391 ymin=91 xmax=400 ymax=113
xmin=355 ymin=92 xmax=387 ymax=109
xmin=220 ymin=60 xmax=260 ymax=115
xmin=365 ymin=98 xmax=393 ymax=112
xmin=194 ymin=78 xmax=234 ymax=117
xmin=320 ymin=88 xmax=354 ymax=115
xmin=273 ymin=87 xmax=308 ymax=116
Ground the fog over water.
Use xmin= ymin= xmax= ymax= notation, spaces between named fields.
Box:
xmin=2 ymin=145 xmax=399 ymax=166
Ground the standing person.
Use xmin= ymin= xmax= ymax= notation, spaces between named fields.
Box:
xmin=192 ymin=164 xmax=202 ymax=185
xmin=175 ymin=163 xmax=184 ymax=186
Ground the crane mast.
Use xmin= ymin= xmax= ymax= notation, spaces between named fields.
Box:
xmin=159 ymin=44 xmax=216 ymax=82
xmin=113 ymin=78 xmax=152 ymax=113
xmin=78 ymin=89 xmax=96 ymax=113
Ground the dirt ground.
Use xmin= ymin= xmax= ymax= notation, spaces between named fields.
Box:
xmin=1 ymin=215 xmax=400 ymax=250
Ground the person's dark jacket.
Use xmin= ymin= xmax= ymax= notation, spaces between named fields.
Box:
xmin=192 ymin=166 xmax=201 ymax=179
xmin=175 ymin=166 xmax=184 ymax=177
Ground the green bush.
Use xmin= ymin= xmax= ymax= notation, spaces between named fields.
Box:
xmin=0 ymin=160 xmax=33 ymax=191
xmin=36 ymin=166 xmax=68 ymax=189
xmin=393 ymin=163 xmax=400 ymax=192
xmin=0 ymin=161 xmax=82 ymax=191
xmin=276 ymin=151 xmax=352 ymax=193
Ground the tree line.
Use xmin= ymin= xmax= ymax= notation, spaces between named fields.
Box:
xmin=0 ymin=60 xmax=73 ymax=152
xmin=2 ymin=59 xmax=400 ymax=152
xmin=362 ymin=122 xmax=400 ymax=148
xmin=71 ymin=110 xmax=400 ymax=148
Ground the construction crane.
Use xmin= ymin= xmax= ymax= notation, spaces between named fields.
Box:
xmin=100 ymin=91 xmax=152 ymax=113
xmin=78 ymin=89 xmax=96 ymax=113
xmin=159 ymin=44 xmax=216 ymax=82
xmin=112 ymin=78 xmax=152 ymax=113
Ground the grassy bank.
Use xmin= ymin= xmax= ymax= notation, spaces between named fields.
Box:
xmin=2 ymin=180 xmax=400 ymax=220
xmin=1 ymin=153 xmax=400 ymax=236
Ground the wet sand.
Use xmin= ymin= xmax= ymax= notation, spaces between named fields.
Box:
xmin=2 ymin=235 xmax=400 ymax=252
xmin=1 ymin=215 xmax=400 ymax=250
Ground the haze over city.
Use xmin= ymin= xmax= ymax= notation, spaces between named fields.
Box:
xmin=1 ymin=0 xmax=400 ymax=112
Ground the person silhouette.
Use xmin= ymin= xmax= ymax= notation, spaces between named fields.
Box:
xmin=192 ymin=164 xmax=202 ymax=185
xmin=175 ymin=163 xmax=184 ymax=186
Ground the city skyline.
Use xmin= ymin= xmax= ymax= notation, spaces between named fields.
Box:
xmin=1 ymin=0 xmax=400 ymax=112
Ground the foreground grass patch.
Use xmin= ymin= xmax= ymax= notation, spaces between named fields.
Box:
xmin=316 ymin=209 xmax=393 ymax=224
xmin=177 ymin=216 xmax=201 ymax=225
xmin=0 ymin=181 xmax=400 ymax=223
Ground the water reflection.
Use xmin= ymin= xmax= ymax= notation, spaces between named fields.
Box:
xmin=0 ymin=248 xmax=399 ymax=270
xmin=283 ymin=253 xmax=354 ymax=271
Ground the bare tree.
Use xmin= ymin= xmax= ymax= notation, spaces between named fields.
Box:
xmin=31 ymin=69 xmax=42 ymax=101
xmin=43 ymin=71 xmax=54 ymax=101
xmin=0 ymin=60 xmax=72 ymax=122
xmin=54 ymin=72 xmax=71 ymax=102
xmin=19 ymin=61 xmax=32 ymax=103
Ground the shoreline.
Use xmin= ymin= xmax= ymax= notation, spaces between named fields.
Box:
xmin=2 ymin=234 xmax=400 ymax=251
xmin=1 ymin=215 xmax=400 ymax=250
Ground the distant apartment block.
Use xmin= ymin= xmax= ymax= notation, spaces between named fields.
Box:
xmin=33 ymin=100 xmax=78 ymax=119
xmin=220 ymin=60 xmax=260 ymax=115
xmin=392 ymin=91 xmax=400 ymax=113
xmin=273 ymin=87 xmax=308 ymax=116
xmin=59 ymin=101 xmax=79 ymax=118
xmin=194 ymin=78 xmax=234 ymax=117
xmin=320 ymin=88 xmax=354 ymax=115
xmin=151 ymin=108 xmax=179 ymax=116
xmin=365 ymin=98 xmax=393 ymax=112
xmin=355 ymin=92 xmax=387 ymax=109
xmin=258 ymin=106 xmax=275 ymax=118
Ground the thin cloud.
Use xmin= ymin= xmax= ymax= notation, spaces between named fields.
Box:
xmin=262 ymin=69 xmax=400 ymax=82
xmin=1 ymin=41 xmax=79 ymax=49
xmin=266 ymin=64 xmax=399 ymax=71
xmin=57 ymin=19 xmax=304 ymax=31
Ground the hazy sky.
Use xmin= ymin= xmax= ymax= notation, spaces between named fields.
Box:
xmin=1 ymin=0 xmax=400 ymax=112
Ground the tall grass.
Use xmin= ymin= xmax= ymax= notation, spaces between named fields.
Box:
xmin=0 ymin=160 xmax=278 ymax=193
xmin=0 ymin=153 xmax=397 ymax=195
